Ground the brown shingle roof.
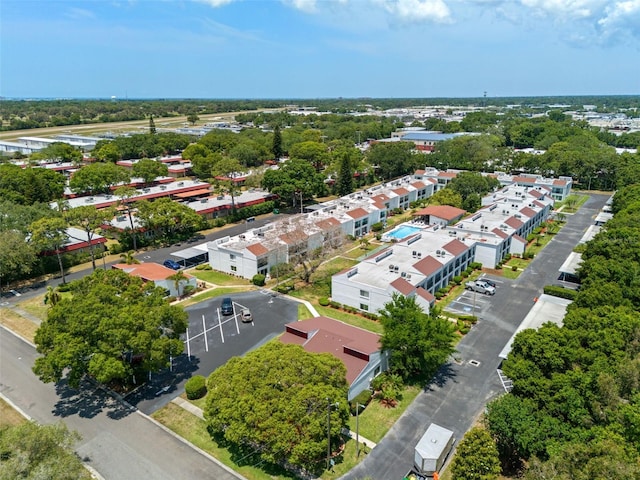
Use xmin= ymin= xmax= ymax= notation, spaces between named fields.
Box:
xmin=390 ymin=277 xmax=415 ymax=296
xmin=416 ymin=287 xmax=435 ymax=303
xmin=411 ymin=181 xmax=426 ymax=189
xmin=553 ymin=179 xmax=567 ymax=186
xmin=246 ymin=243 xmax=269 ymax=257
xmin=528 ymin=189 xmax=543 ymax=198
xmin=519 ymin=206 xmax=536 ymax=218
xmin=439 ymin=171 xmax=458 ymax=178
xmin=279 ymin=317 xmax=382 ymax=384
xmin=315 ymin=217 xmax=341 ymax=231
xmin=113 ymin=263 xmax=192 ymax=281
xmin=414 ymin=205 xmax=466 ymax=220
xmin=413 ymin=255 xmax=442 ymax=276
xmin=443 ymin=239 xmax=468 ymax=256
xmin=393 ymin=187 xmax=409 ymax=196
xmin=346 ymin=207 xmax=369 ymax=219
xmin=505 ymin=216 xmax=523 ymax=229
xmin=492 ymin=228 xmax=509 ymax=239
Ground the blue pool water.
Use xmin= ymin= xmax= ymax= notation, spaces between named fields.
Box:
xmin=387 ymin=225 xmax=421 ymax=240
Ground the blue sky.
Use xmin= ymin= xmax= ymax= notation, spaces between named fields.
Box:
xmin=2 ymin=0 xmax=639 ymax=99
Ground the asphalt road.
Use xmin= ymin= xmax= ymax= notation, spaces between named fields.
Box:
xmin=0 ymin=327 xmax=244 ymax=480
xmin=341 ymin=193 xmax=610 ymax=480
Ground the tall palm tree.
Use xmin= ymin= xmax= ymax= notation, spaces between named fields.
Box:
xmin=168 ymin=271 xmax=188 ymax=298
xmin=43 ymin=286 xmax=61 ymax=307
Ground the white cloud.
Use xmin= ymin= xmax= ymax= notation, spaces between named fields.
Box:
xmin=598 ymin=0 xmax=640 ymax=36
xmin=376 ymin=0 xmax=452 ymax=23
xmin=519 ymin=0 xmax=606 ymax=19
xmin=281 ymin=0 xmax=319 ymax=13
xmin=65 ymin=7 xmax=96 ymax=20
xmin=193 ymin=0 xmax=235 ymax=7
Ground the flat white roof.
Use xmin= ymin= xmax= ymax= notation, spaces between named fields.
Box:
xmin=559 ymin=251 xmax=582 ymax=275
xmin=499 ymin=294 xmax=571 ymax=360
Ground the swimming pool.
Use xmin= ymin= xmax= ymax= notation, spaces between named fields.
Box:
xmin=386 ymin=225 xmax=421 ymax=240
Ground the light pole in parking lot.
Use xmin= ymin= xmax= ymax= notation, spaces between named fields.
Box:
xmin=326 ymin=398 xmax=339 ymax=471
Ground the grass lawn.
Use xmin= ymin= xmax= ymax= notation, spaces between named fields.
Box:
xmin=556 ymin=193 xmax=589 ymax=213
xmin=0 ymin=398 xmax=27 ymax=427
xmin=347 ymin=386 xmax=421 ymax=443
xmin=298 ymin=303 xmax=314 ymax=320
xmin=15 ymin=294 xmax=54 ymax=322
xmin=501 ymin=267 xmax=521 ymax=280
xmin=342 ymin=247 xmax=372 ymax=260
xmin=190 ymin=269 xmax=252 ymax=286
xmin=152 ymin=403 xmax=297 ymax=480
xmin=506 ymin=258 xmax=528 ymax=269
xmin=315 ymin=306 xmax=383 ymax=334
xmin=527 ymin=233 xmax=554 ymax=256
xmin=182 ymin=392 xmax=207 ymax=411
xmin=435 ymin=271 xmax=482 ymax=310
xmin=0 ymin=309 xmax=38 ymax=343
xmin=179 ymin=286 xmax=255 ymax=307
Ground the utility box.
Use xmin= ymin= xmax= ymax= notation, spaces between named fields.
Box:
xmin=413 ymin=424 xmax=455 ymax=476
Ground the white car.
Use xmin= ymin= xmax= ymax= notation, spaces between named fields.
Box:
xmin=241 ymin=308 xmax=253 ymax=323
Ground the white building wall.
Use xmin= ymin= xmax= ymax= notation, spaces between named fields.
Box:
xmin=332 ymin=274 xmax=391 ymax=314
xmin=510 ymin=240 xmax=526 ymax=256
xmin=348 ymin=350 xmax=390 ymax=401
xmin=473 ymin=243 xmax=500 ymax=269
xmin=156 ymin=277 xmax=197 ymax=298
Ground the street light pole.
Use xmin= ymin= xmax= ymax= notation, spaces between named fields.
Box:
xmin=326 ymin=398 xmax=331 ymax=471
xmin=356 ymin=402 xmax=361 ymax=457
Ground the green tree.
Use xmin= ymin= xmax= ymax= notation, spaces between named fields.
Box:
xmin=186 ymin=112 xmax=199 ymax=125
xmin=136 ymin=197 xmax=204 ymax=240
xmin=168 ymin=270 xmax=189 ymax=298
xmin=33 ymin=269 xmax=188 ymax=388
xmin=262 ymin=158 xmax=325 ymax=207
xmin=191 ymin=152 xmax=222 ymax=181
xmin=336 ymin=152 xmax=354 ymax=197
xmin=451 ymin=427 xmax=501 ymax=480
xmin=119 ymin=250 xmax=140 ymax=265
xmin=44 ymin=285 xmax=61 ymax=307
xmin=0 ymin=164 xmax=66 ymax=205
xmin=378 ymin=294 xmax=457 ymax=381
xmin=428 ymin=188 xmax=464 ymax=209
xmin=30 ymin=142 xmax=83 ymax=164
xmin=93 ymin=142 xmax=121 ymax=162
xmin=69 ymin=162 xmax=130 ymax=195
xmin=289 ymin=140 xmax=330 ymax=172
xmin=204 ymin=342 xmax=349 ymax=471
xmin=0 ymin=421 xmax=91 ymax=479
xmin=0 ymin=229 xmax=36 ymax=289
xmin=64 ymin=205 xmax=114 ymax=270
xmin=114 ymin=186 xmax=140 ymax=251
xmin=272 ymin=124 xmax=283 ymax=161
xmin=149 ymin=114 xmax=157 ymax=134
xmin=210 ymin=157 xmax=243 ymax=212
xmin=366 ymin=142 xmax=417 ymax=180
xmin=132 ymin=158 xmax=168 ymax=186
xmin=29 ymin=217 xmax=69 ymax=284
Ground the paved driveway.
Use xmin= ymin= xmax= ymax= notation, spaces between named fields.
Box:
xmin=125 ymin=290 xmax=299 ymax=414
xmin=341 ymin=193 xmax=610 ymax=480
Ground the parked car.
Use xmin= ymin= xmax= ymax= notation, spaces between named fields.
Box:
xmin=465 ymin=280 xmax=496 ymax=295
xmin=481 ymin=278 xmax=497 ymax=288
xmin=220 ymin=297 xmax=234 ymax=316
xmin=241 ymin=308 xmax=253 ymax=323
xmin=163 ymin=259 xmax=181 ymax=270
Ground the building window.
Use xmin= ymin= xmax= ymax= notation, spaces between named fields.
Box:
xmin=230 ymin=266 xmax=237 ymax=272
xmin=360 ymin=303 xmax=369 ymax=311
xmin=229 ymin=254 xmax=236 ymax=260
xmin=360 ymin=290 xmax=369 ymax=298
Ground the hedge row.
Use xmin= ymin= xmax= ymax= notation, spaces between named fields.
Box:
xmin=543 ymin=285 xmax=578 ymax=300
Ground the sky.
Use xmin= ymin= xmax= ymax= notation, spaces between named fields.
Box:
xmin=1 ymin=0 xmax=639 ymax=99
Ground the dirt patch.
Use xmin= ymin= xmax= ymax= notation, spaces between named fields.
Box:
xmin=0 ymin=309 xmax=38 ymax=343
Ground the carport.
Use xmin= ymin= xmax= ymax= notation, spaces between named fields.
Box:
xmin=171 ymin=243 xmax=208 ymax=268
xmin=558 ymin=251 xmax=582 ymax=284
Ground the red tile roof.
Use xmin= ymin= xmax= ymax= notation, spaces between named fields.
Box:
xmin=553 ymin=179 xmax=567 ymax=186
xmin=533 ymin=200 xmax=546 ymax=208
xmin=372 ymin=194 xmax=390 ymax=202
xmin=439 ymin=171 xmax=458 ymax=178
xmin=443 ymin=239 xmax=468 ymax=256
xmin=505 ymin=216 xmax=523 ymax=229
xmin=279 ymin=317 xmax=382 ymax=384
xmin=246 ymin=243 xmax=269 ymax=257
xmin=414 ymin=205 xmax=466 ymax=221
xmin=426 ymin=178 xmax=438 ymax=184
xmin=411 ymin=181 xmax=426 ymax=189
xmin=113 ymin=263 xmax=192 ymax=281
xmin=415 ymin=169 xmax=426 ymax=175
xmin=390 ymin=277 xmax=415 ymax=296
xmin=346 ymin=207 xmax=369 ymax=219
xmin=528 ymin=189 xmax=543 ymax=198
xmin=513 ymin=234 xmax=527 ymax=244
xmin=279 ymin=231 xmax=307 ymax=244
xmin=173 ymin=188 xmax=211 ymax=199
xmin=413 ymin=255 xmax=442 ymax=276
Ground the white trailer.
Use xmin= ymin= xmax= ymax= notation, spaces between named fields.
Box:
xmin=413 ymin=424 xmax=455 ymax=476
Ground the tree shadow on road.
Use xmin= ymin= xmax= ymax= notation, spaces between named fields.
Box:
xmin=52 ymin=378 xmax=133 ymax=420
xmin=422 ymin=362 xmax=458 ymax=392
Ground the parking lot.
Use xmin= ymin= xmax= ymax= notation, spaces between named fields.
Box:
xmin=444 ymin=275 xmax=505 ymax=316
xmin=128 ymin=290 xmax=299 ymax=414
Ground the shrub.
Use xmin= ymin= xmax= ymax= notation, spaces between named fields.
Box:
xmin=458 ymin=315 xmax=478 ymax=324
xmin=512 ymin=265 xmax=518 ymax=272
xmin=329 ymin=300 xmax=341 ymax=309
xmin=318 ymin=297 xmax=330 ymax=306
xmin=347 ymin=234 xmax=356 ymax=241
xmin=544 ymin=285 xmax=578 ymax=300
xmin=57 ymin=282 xmax=72 ymax=292
xmin=371 ymin=222 xmax=384 ymax=232
xmin=109 ymin=243 xmax=124 ymax=255
xmin=438 ymin=287 xmax=449 ymax=295
xmin=470 ymin=262 xmax=482 ymax=270
xmin=183 ymin=285 xmax=196 ymax=296
xmin=252 ymin=274 xmax=266 ymax=286
xmin=461 ymin=270 xmax=469 ymax=278
xmin=185 ymin=375 xmax=207 ymax=400
xmin=435 ymin=292 xmax=444 ymax=300
xmin=453 ymin=275 xmax=463 ymax=284
xmin=165 ymin=296 xmax=176 ymax=303
xmin=350 ymin=389 xmax=372 ymax=415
